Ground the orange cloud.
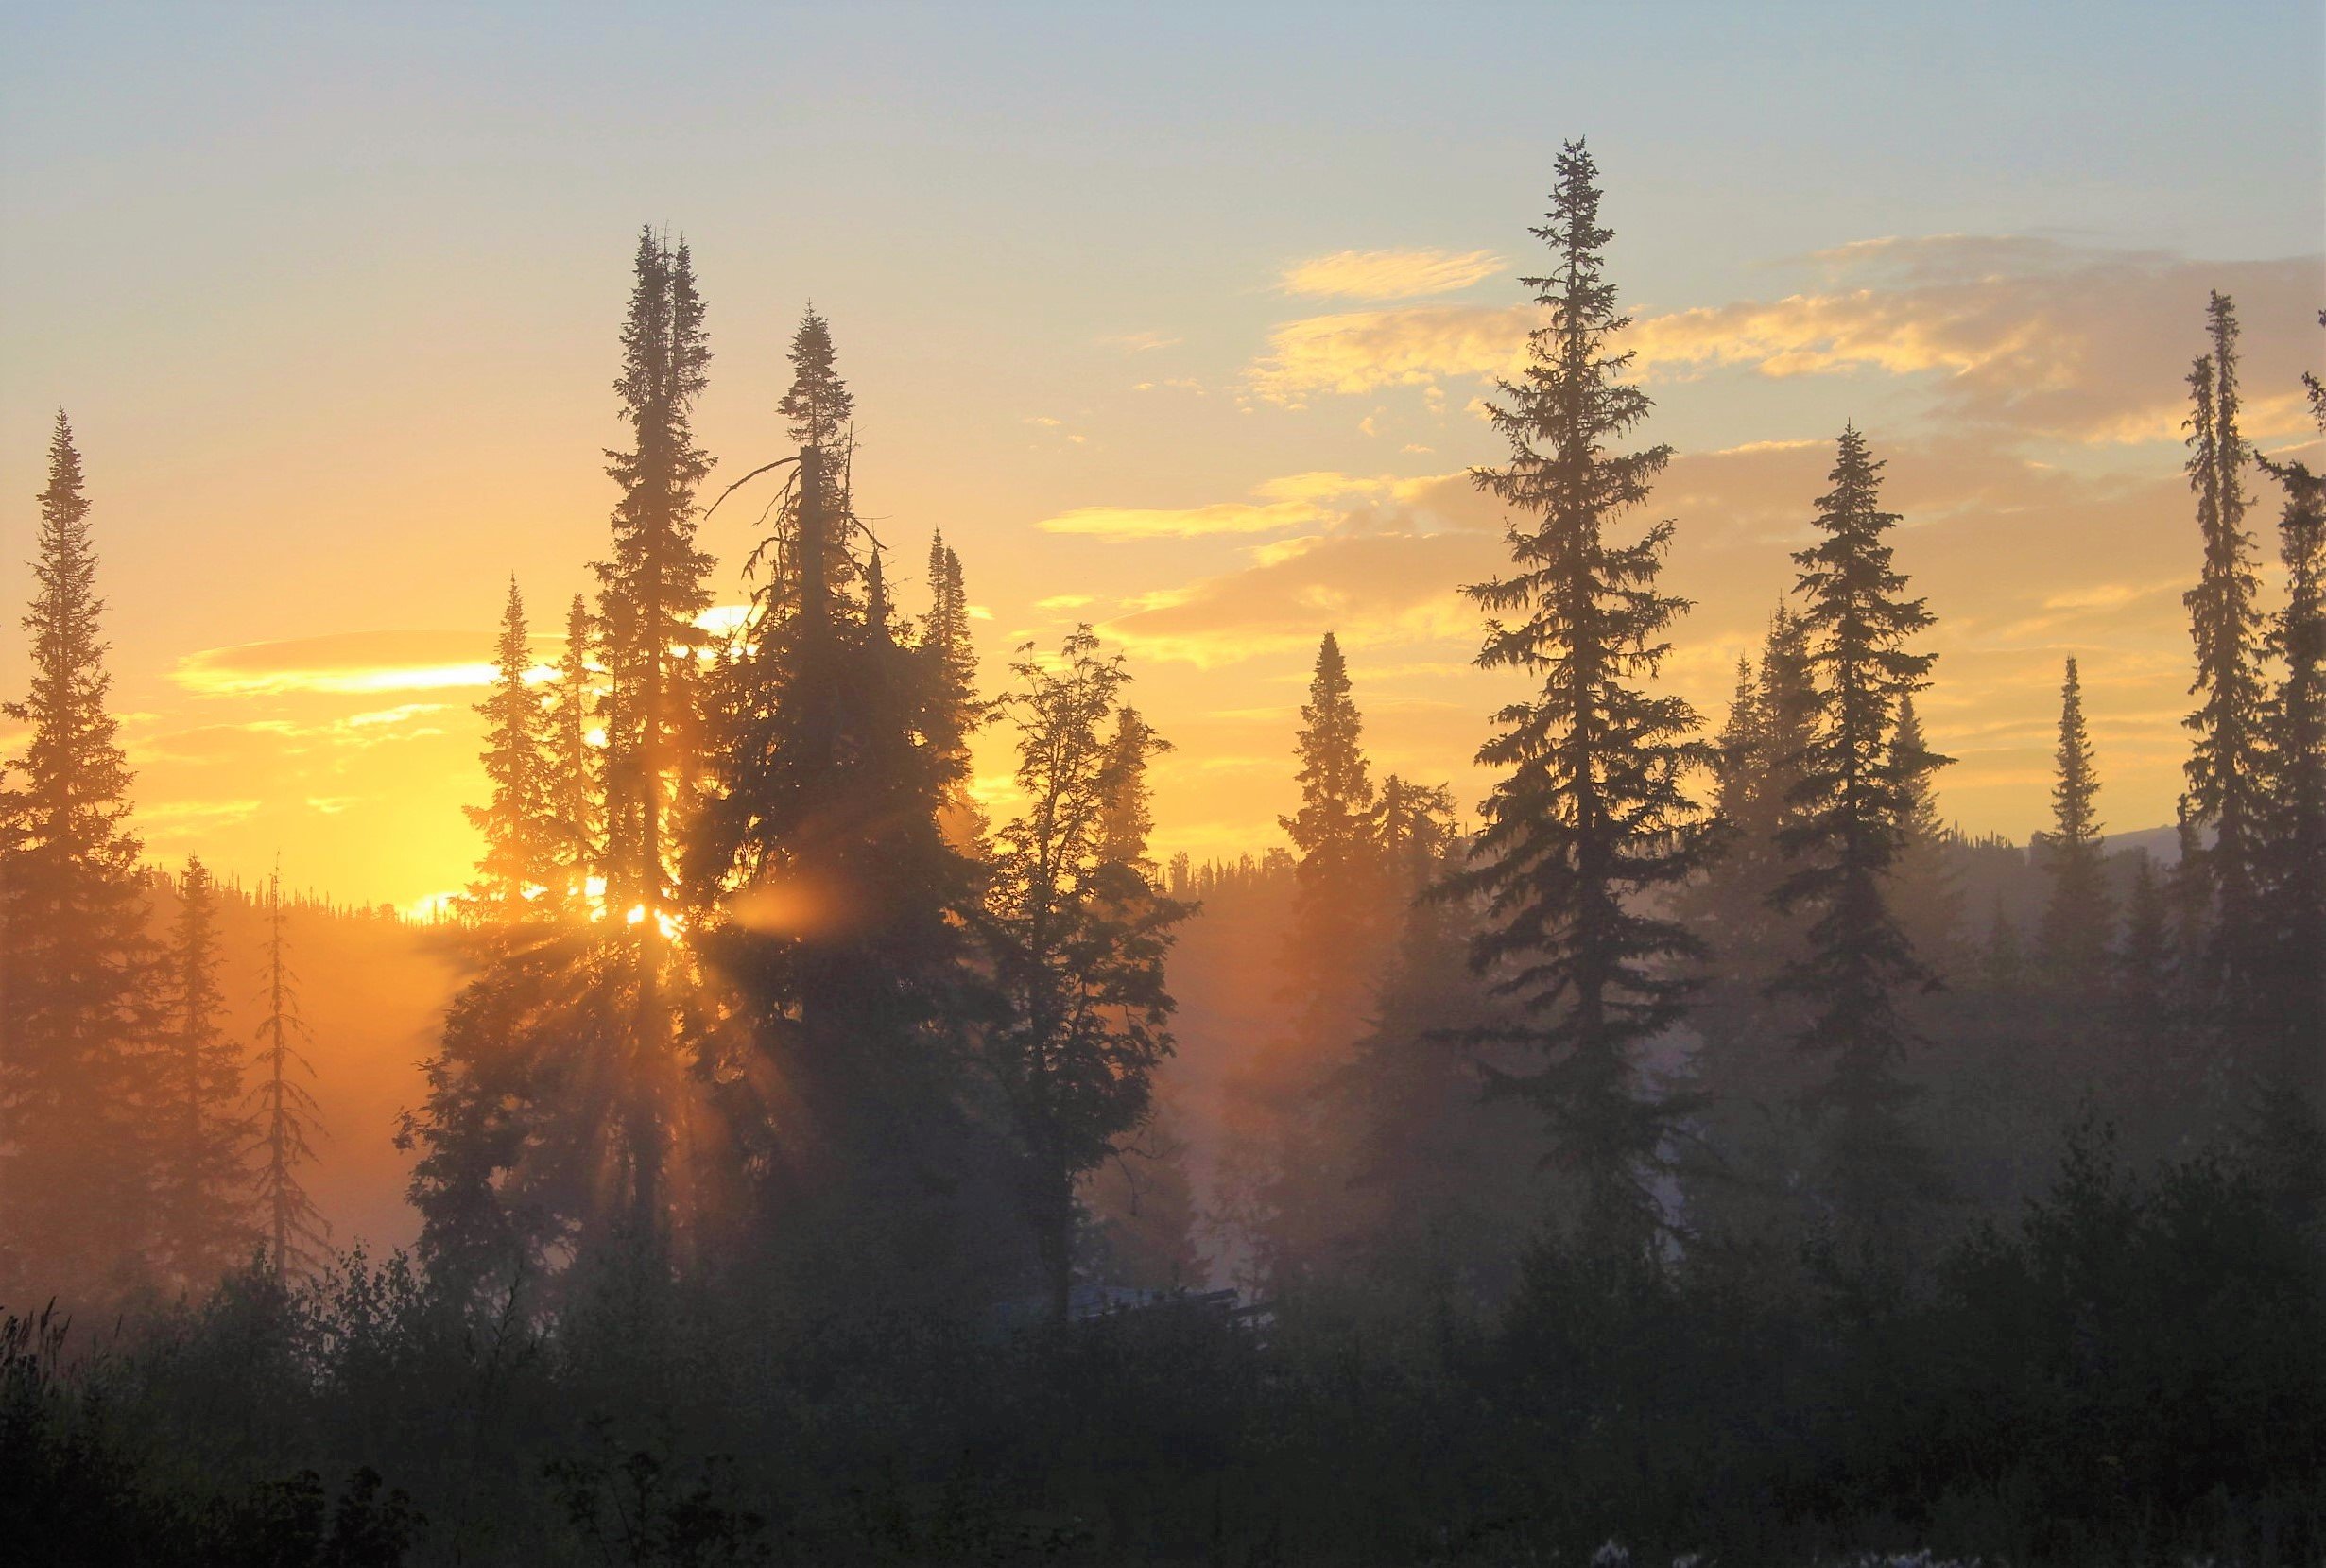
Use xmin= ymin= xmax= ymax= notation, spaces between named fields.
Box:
xmin=1243 ymin=236 xmax=2321 ymax=445
xmin=1248 ymin=303 xmax=1533 ymax=402
xmin=1279 ymin=248 xmax=1506 ymax=302
xmin=169 ymin=630 xmax=553 ymax=697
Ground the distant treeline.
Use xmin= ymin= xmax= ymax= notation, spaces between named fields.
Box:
xmin=1 ymin=141 xmax=2319 ymax=1564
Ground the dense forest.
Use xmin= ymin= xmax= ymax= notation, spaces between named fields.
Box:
xmin=1 ymin=144 xmax=2320 ymax=1565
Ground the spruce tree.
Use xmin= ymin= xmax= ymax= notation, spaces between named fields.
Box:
xmin=546 ymin=593 xmax=600 ymax=911
xmin=0 ymin=412 xmax=156 ymax=1301
xmin=1447 ymin=142 xmax=1713 ymax=1254
xmin=464 ymin=578 xmax=556 ymax=922
xmin=1890 ymin=691 xmax=1965 ymax=974
xmin=771 ymin=307 xmax=860 ymax=603
xmin=1096 ymin=706 xmax=1171 ymax=881
xmin=250 ymin=870 xmax=326 ymax=1279
xmin=2180 ymin=293 xmax=2269 ymax=1023
xmin=921 ymin=532 xmax=984 ymax=849
xmin=1081 ymin=702 xmax=1200 ymax=1291
xmin=408 ymin=237 xmax=716 ymax=1282
xmin=154 ymin=855 xmax=252 ymax=1287
xmin=922 ymin=533 xmax=977 ymax=731
xmin=690 ymin=430 xmax=985 ymax=1299
xmin=1771 ymin=424 xmax=1941 ymax=1259
xmin=1677 ymin=614 xmax=1823 ymax=1254
xmin=1248 ymin=633 xmax=1398 ymax=1290
xmin=594 ymin=228 xmax=714 ymax=1242
xmin=2036 ymin=658 xmax=2113 ymax=991
xmin=1338 ymin=778 xmax=1530 ymax=1301
xmin=977 ymin=628 xmax=1191 ymax=1324
xmin=596 ymin=228 xmax=714 ymax=927
xmin=1279 ymin=631 xmax=1386 ymax=1052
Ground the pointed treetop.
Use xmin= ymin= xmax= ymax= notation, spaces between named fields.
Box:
xmin=781 ymin=305 xmax=854 ymax=452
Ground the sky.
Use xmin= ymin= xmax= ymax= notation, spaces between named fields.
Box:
xmin=2 ymin=1 xmax=2321 ymax=911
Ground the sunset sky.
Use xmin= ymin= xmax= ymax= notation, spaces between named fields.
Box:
xmin=3 ymin=2 xmax=2321 ymax=912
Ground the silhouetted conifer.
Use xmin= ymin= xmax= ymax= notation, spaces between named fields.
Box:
xmin=976 ymin=628 xmax=1190 ymax=1323
xmin=153 ymin=856 xmax=253 ymax=1287
xmin=1096 ymin=706 xmax=1170 ymax=881
xmin=250 ymin=870 xmax=326 ymax=1279
xmin=547 ymin=593 xmax=599 ymax=910
xmin=690 ymin=439 xmax=986 ymax=1297
xmin=1677 ymin=613 xmax=1827 ymax=1255
xmin=0 ymin=413 xmax=156 ymax=1301
xmin=594 ymin=229 xmax=714 ymax=1242
xmin=2180 ymin=293 xmax=2269 ymax=1024
xmin=1338 ymin=778 xmax=1530 ymax=1301
xmin=1279 ymin=632 xmax=1387 ymax=1051
xmin=2036 ymin=658 xmax=2113 ymax=991
xmin=1447 ymin=142 xmax=1713 ymax=1255
xmin=596 ymin=228 xmax=714 ymax=922
xmin=1771 ymin=424 xmax=1941 ymax=1259
xmin=1890 ymin=690 xmax=1965 ymax=974
xmin=464 ymin=579 xmax=555 ymax=922
xmin=769 ymin=308 xmax=861 ymax=604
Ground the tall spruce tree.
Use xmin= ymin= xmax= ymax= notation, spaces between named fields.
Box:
xmin=1447 ymin=142 xmax=1713 ymax=1255
xmin=1889 ymin=691 xmax=1965 ymax=974
xmin=922 ymin=532 xmax=978 ymax=748
xmin=2036 ymin=658 xmax=2113 ymax=990
xmin=920 ymin=530 xmax=984 ymax=850
xmin=1677 ymin=614 xmax=1823 ymax=1254
xmin=1081 ymin=702 xmax=1201 ymax=1293
xmin=596 ymin=229 xmax=714 ymax=926
xmin=1280 ymin=632 xmax=1386 ymax=1052
xmin=594 ymin=229 xmax=714 ymax=1244
xmin=2180 ymin=293 xmax=2269 ymax=1027
xmin=464 ymin=578 xmax=556 ymax=922
xmin=1338 ymin=778 xmax=1531 ymax=1301
xmin=250 ymin=870 xmax=326 ymax=1279
xmin=154 ymin=855 xmax=252 ymax=1287
xmin=0 ymin=412 xmax=156 ymax=1301
xmin=407 ymin=237 xmax=716 ymax=1284
xmin=771 ymin=307 xmax=860 ymax=603
xmin=1096 ymin=706 xmax=1171 ymax=881
xmin=1771 ymin=424 xmax=1941 ymax=1260
xmin=546 ymin=593 xmax=600 ymax=911
xmin=977 ymin=628 xmax=1191 ymax=1324
xmin=690 ymin=430 xmax=986 ymax=1299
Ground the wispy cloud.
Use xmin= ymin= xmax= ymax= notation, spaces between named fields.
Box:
xmin=1280 ymin=248 xmax=1504 ymax=302
xmin=1034 ymin=470 xmax=1456 ymax=543
xmin=1248 ymin=303 xmax=1532 ymax=403
xmin=1243 ymin=236 xmax=2322 ymax=444
xmin=169 ymin=631 xmax=548 ymax=697
xmin=1099 ymin=330 xmax=1182 ymax=353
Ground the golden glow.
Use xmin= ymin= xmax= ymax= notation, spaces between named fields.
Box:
xmin=622 ymin=903 xmax=682 ymax=940
xmin=1279 ymin=247 xmax=1506 ymax=302
xmin=404 ymin=890 xmax=461 ymax=922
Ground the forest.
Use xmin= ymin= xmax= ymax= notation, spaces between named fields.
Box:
xmin=1 ymin=144 xmax=2320 ymax=1566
